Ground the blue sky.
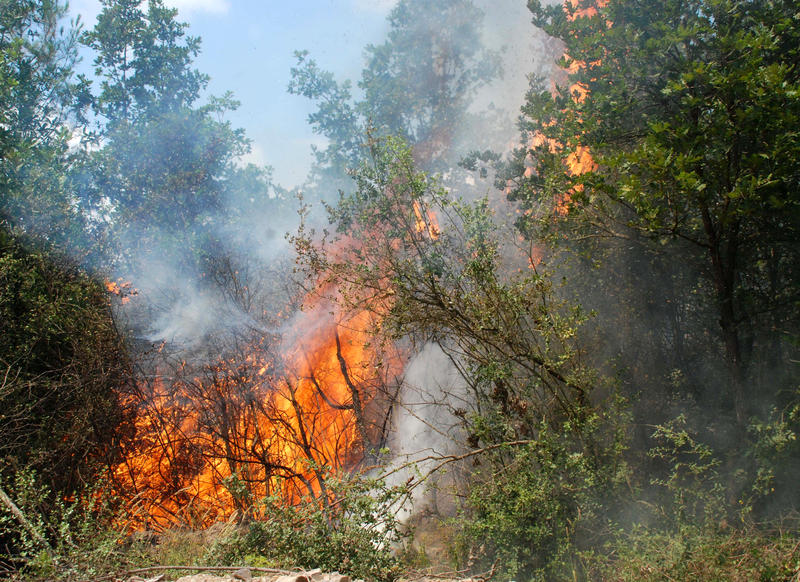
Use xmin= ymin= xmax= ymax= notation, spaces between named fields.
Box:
xmin=69 ymin=0 xmax=540 ymax=188
xmin=70 ymin=0 xmax=396 ymax=188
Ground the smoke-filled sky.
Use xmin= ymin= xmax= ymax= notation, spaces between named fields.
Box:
xmin=69 ymin=0 xmax=393 ymax=187
xmin=63 ymin=0 xmax=542 ymax=350
xmin=69 ymin=0 xmax=537 ymax=189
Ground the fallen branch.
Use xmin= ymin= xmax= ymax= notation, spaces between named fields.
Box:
xmin=128 ymin=565 xmax=292 ymax=575
xmin=403 ymin=567 xmax=471 ymax=581
xmin=402 ymin=558 xmax=498 ymax=582
xmin=83 ymin=564 xmax=298 ymax=582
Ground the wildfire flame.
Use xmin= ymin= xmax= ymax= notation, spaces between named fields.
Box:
xmin=110 ymin=285 xmax=400 ymax=530
xmin=105 ymin=278 xmax=137 ymax=304
xmin=506 ymin=0 xmax=606 ymax=270
xmin=413 ymin=199 xmax=440 ymax=239
xmin=107 ymin=0 xmax=606 ymax=530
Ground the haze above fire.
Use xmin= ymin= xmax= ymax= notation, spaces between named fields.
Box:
xmin=71 ymin=0 xmax=539 ymax=189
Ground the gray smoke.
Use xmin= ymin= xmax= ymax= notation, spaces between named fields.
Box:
xmin=386 ymin=342 xmax=468 ymax=520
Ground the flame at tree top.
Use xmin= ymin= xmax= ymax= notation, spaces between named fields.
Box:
xmin=505 ymin=0 xmax=606 ymax=269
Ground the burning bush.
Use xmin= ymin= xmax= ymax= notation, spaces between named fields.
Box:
xmin=109 ymin=302 xmax=403 ymax=530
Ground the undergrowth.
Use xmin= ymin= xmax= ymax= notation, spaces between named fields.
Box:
xmin=4 ymin=407 xmax=800 ymax=581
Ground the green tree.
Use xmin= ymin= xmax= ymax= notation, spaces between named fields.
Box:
xmin=504 ymin=0 xmax=800 ymax=425
xmin=288 ymin=0 xmax=501 ymax=195
xmin=79 ymin=0 xmax=249 ymax=246
xmin=82 ymin=0 xmax=205 ymax=124
xmin=0 ymin=0 xmax=90 ymax=243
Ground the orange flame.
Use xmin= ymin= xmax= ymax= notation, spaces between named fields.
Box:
xmin=515 ymin=0 xmax=605 ymax=218
xmin=105 ymin=278 xmax=138 ymax=304
xmin=413 ymin=199 xmax=440 ymax=239
xmin=111 ymin=287 xmax=401 ymax=530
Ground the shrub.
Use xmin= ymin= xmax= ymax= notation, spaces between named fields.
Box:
xmin=448 ymin=409 xmax=629 ymax=581
xmin=0 ymin=469 xmax=129 ymax=581
xmin=206 ymin=473 xmax=410 ymax=582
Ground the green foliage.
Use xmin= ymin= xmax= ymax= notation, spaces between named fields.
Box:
xmin=81 ymin=99 xmax=248 ymax=234
xmin=82 ymin=0 xmax=206 ymax=123
xmin=0 ymin=0 xmax=85 ymax=161
xmin=0 ymin=229 xmax=132 ymax=569
xmin=296 ymin=136 xmax=605 ymax=432
xmin=288 ymin=50 xmax=361 ymax=185
xmin=0 ymin=0 xmax=91 ymax=244
xmin=206 ymin=474 xmax=409 ymax=582
xmin=584 ymin=524 xmax=800 ymax=582
xmin=575 ymin=412 xmax=800 ymax=580
xmin=451 ymin=413 xmax=629 ymax=581
xmin=646 ymin=415 xmax=727 ymax=527
xmin=0 ymin=229 xmax=131 ymax=498
xmin=505 ymin=0 xmax=800 ymax=425
xmin=0 ymin=469 xmax=129 ymax=581
xmin=540 ymin=410 xmax=800 ymax=581
xmin=746 ymin=389 xmax=800 ymax=514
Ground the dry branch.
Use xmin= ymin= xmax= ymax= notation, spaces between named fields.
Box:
xmin=82 ymin=565 xmax=297 ymax=582
xmin=379 ymin=439 xmax=535 ymax=492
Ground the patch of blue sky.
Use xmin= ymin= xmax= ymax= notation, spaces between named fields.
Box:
xmin=69 ymin=0 xmax=394 ymax=188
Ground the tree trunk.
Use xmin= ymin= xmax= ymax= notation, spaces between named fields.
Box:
xmin=702 ymin=208 xmax=747 ymax=424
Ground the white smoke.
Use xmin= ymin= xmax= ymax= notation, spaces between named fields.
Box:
xmin=387 ymin=342 xmax=468 ymax=520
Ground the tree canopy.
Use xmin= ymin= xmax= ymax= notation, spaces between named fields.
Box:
xmin=288 ymin=0 xmax=501 ymax=196
xmin=503 ymin=0 xmax=800 ymax=424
